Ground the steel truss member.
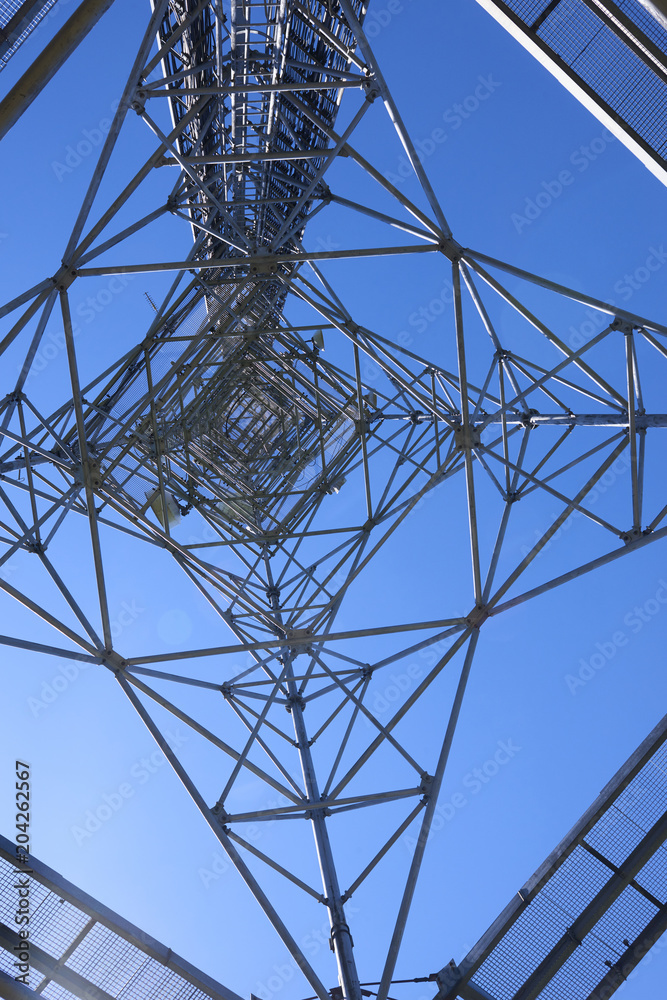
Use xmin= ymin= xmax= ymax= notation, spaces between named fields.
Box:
xmin=0 ymin=4 xmax=666 ymax=1000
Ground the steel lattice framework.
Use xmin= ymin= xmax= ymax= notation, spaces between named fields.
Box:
xmin=1 ymin=3 xmax=667 ymax=1000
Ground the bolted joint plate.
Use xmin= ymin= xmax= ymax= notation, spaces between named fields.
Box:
xmin=75 ymin=459 xmax=103 ymax=490
xmin=286 ymin=693 xmax=306 ymax=712
xmin=440 ymin=237 xmax=465 ymax=261
xmin=621 ymin=526 xmax=651 ymax=545
xmin=454 ymin=423 xmax=481 ymax=450
xmin=249 ymin=248 xmax=279 ymax=274
xmin=436 ymin=960 xmax=462 ymax=993
xmin=285 ymin=627 xmax=312 ymax=657
xmin=52 ymin=265 xmax=78 ymax=292
xmin=419 ymin=772 xmax=433 ymax=796
xmin=466 ymin=605 xmax=489 ymax=628
xmin=130 ymin=88 xmax=147 ymax=113
xmin=611 ymin=317 xmax=635 ymax=334
xmin=103 ymin=650 xmax=128 ymax=672
xmin=211 ymin=802 xmax=230 ymax=825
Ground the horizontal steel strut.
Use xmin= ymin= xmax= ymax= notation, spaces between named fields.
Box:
xmin=1 ymin=4 xmax=667 ymax=1000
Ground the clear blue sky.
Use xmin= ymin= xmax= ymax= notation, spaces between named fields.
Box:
xmin=1 ymin=2 xmax=666 ymax=999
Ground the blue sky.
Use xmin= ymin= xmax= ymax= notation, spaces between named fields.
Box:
xmin=1 ymin=2 xmax=666 ymax=999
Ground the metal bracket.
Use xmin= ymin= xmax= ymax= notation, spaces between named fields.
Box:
xmin=436 ymin=959 xmax=462 ymax=991
xmin=520 ymin=408 xmax=540 ymax=428
xmin=211 ymin=801 xmax=230 ymax=825
xmin=52 ymin=265 xmax=77 ymax=292
xmin=454 ymin=423 xmax=481 ymax=450
xmin=466 ymin=605 xmax=489 ymax=629
xmin=75 ymin=459 xmax=102 ymax=490
xmin=286 ymin=628 xmax=312 ymax=657
xmin=611 ymin=317 xmax=635 ymax=334
xmin=103 ymin=650 xmax=128 ymax=672
xmin=620 ymin=526 xmax=650 ymax=544
xmin=286 ymin=693 xmax=306 ymax=712
xmin=419 ymin=772 xmax=433 ymax=796
xmin=130 ymin=88 xmax=147 ymax=114
xmin=249 ymin=249 xmax=279 ymax=275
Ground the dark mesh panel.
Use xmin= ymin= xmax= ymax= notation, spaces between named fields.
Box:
xmin=0 ymin=0 xmax=59 ymax=70
xmin=492 ymin=0 xmax=667 ymax=167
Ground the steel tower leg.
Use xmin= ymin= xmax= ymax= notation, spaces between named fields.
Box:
xmin=0 ymin=0 xmax=118 ymax=141
xmin=4 ymin=4 xmax=667 ymax=998
xmin=287 ymin=666 xmax=363 ymax=1000
xmin=264 ymin=556 xmax=362 ymax=1000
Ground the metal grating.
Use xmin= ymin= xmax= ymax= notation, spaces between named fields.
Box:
xmin=538 ymin=0 xmax=667 ymax=154
xmin=0 ymin=834 xmax=242 ymax=1000
xmin=437 ymin=714 xmax=667 ymax=1000
xmin=0 ymin=0 xmax=59 ymax=70
xmin=476 ymin=0 xmax=667 ymax=181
